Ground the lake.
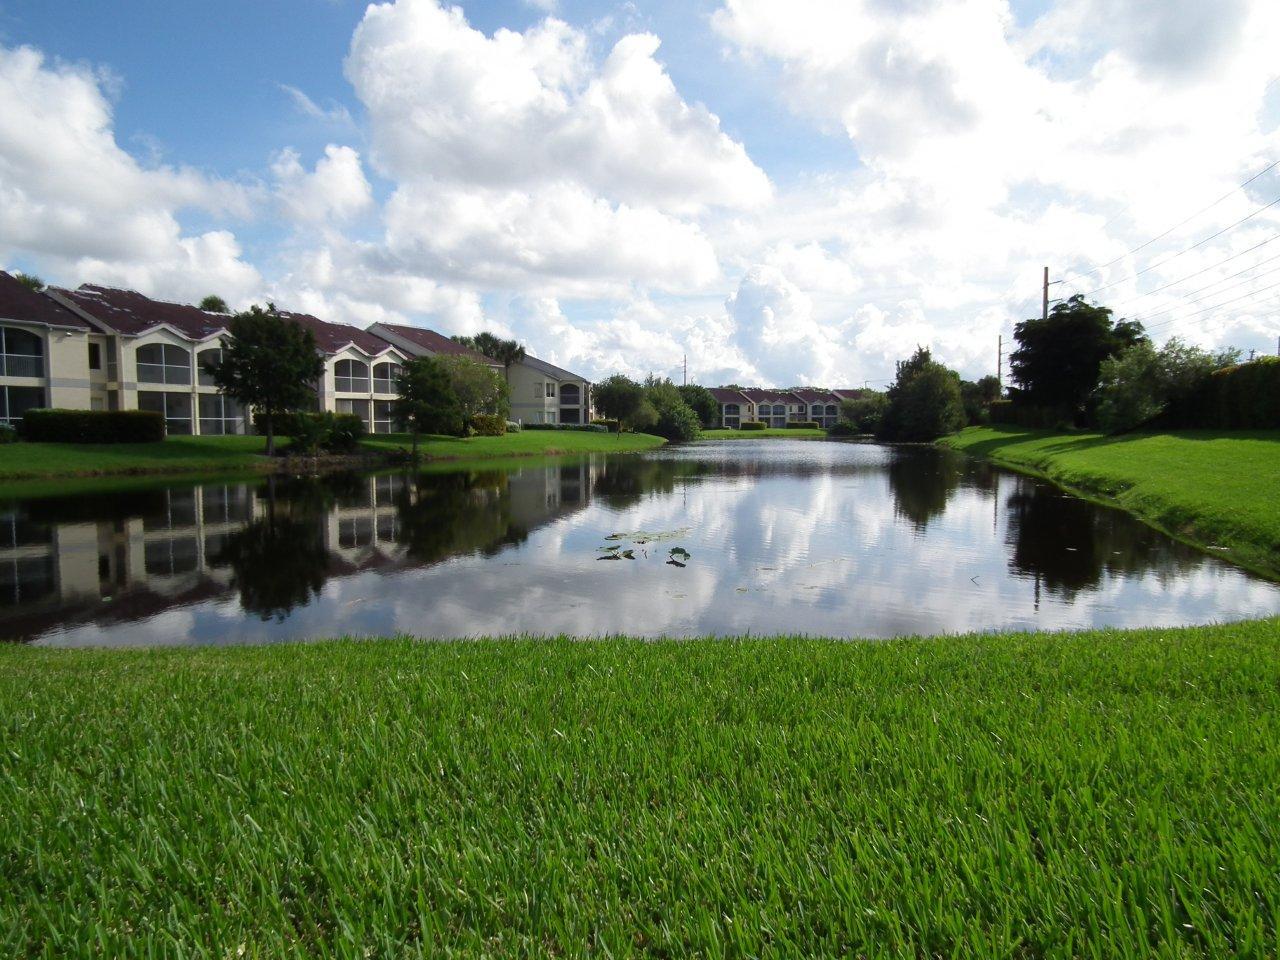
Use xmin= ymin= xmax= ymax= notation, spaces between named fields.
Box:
xmin=3 ymin=439 xmax=1278 ymax=646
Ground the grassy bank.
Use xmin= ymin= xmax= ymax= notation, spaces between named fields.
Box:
xmin=0 ymin=430 xmax=665 ymax=487
xmin=942 ymin=426 xmax=1280 ymax=578
xmin=701 ymin=427 xmax=829 ymax=438
xmin=3 ymin=621 xmax=1278 ymax=957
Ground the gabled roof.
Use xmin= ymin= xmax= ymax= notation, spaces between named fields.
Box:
xmin=0 ymin=272 xmax=96 ymax=330
xmin=276 ymin=311 xmax=401 ymax=358
xmin=369 ymin=322 xmax=499 ymax=365
xmin=55 ymin=284 xmax=229 ymax=340
xmin=791 ymin=388 xmax=841 ymax=404
xmin=709 ymin=387 xmax=751 ymax=405
xmin=740 ymin=388 xmax=803 ymax=404
xmin=831 ymin=389 xmax=867 ymax=401
xmin=521 ymin=354 xmax=589 ymax=383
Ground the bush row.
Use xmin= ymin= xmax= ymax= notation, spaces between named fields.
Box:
xmin=20 ymin=409 xmax=165 ymax=443
xmin=1166 ymin=357 xmax=1280 ymax=429
xmin=738 ymin=420 xmax=767 ymax=431
xmin=787 ymin=421 xmax=821 ymax=429
xmin=522 ymin=423 xmax=609 ymax=432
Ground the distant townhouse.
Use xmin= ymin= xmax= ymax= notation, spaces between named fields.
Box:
xmin=0 ymin=271 xmax=100 ymax=425
xmin=708 ymin=384 xmax=867 ymax=429
xmin=506 ymin=355 xmax=593 ymax=425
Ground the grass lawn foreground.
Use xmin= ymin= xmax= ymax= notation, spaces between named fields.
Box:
xmin=3 ymin=621 xmax=1279 ymax=956
xmin=943 ymin=426 xmax=1280 ymax=578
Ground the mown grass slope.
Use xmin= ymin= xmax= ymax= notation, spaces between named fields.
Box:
xmin=3 ymin=622 xmax=1278 ymax=957
xmin=942 ymin=426 xmax=1280 ymax=577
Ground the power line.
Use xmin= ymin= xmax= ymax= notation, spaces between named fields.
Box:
xmin=1075 ymin=192 xmax=1280 ymax=299
xmin=1058 ymin=158 xmax=1280 ymax=288
xmin=1109 ymin=232 xmax=1280 ymax=308
xmin=1140 ymin=276 xmax=1280 ymax=331
xmin=1130 ymin=254 xmax=1280 ymax=317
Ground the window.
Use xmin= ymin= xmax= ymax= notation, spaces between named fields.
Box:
xmin=0 ymin=555 xmax=55 ymax=607
xmin=198 ymin=394 xmax=245 ymax=435
xmin=0 ymin=385 xmax=45 ymax=426
xmin=138 ymin=391 xmax=193 ymax=435
xmin=825 ymin=404 xmax=838 ymax=418
xmin=143 ymin=490 xmax=198 ymax=532
xmin=144 ymin=538 xmax=199 ymax=577
xmin=334 ymin=359 xmax=370 ymax=393
xmin=136 ymin=343 xmax=191 ymax=385
xmin=811 ymin=404 xmax=823 ymax=417
xmin=0 ymin=326 xmax=42 ymax=378
xmin=547 ymin=410 xmax=557 ymax=424
xmin=373 ymin=399 xmax=396 ymax=434
xmin=559 ymin=383 xmax=581 ymax=406
xmin=372 ymin=362 xmax=402 ymax=394
xmin=338 ymin=517 xmax=374 ymax=550
xmin=545 ymin=382 xmax=556 ymax=398
xmin=202 ymin=485 xmax=253 ymax=524
xmin=336 ymin=398 xmax=370 ymax=428
xmin=533 ymin=382 xmax=543 ymax=399
xmin=725 ymin=404 xmax=739 ymax=416
xmin=88 ymin=342 xmax=102 ymax=371
xmin=197 ymin=348 xmax=222 ymax=387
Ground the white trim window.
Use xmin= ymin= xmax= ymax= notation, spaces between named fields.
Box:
xmin=0 ymin=326 xmax=43 ymax=378
xmin=372 ymin=362 xmax=402 ymax=395
xmin=136 ymin=344 xmax=192 ymax=385
xmin=545 ymin=382 xmax=556 ymax=398
xmin=197 ymin=348 xmax=223 ymax=387
xmin=373 ymin=399 xmax=396 ymax=434
xmin=138 ymin=391 xmax=193 ymax=435
xmin=0 ymin=385 xmax=46 ymax=426
xmin=198 ymin=394 xmax=245 ymax=435
xmin=334 ymin=359 xmax=370 ymax=393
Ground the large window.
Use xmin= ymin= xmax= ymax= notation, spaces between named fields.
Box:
xmin=373 ymin=399 xmax=396 ymax=434
xmin=559 ymin=383 xmax=580 ymax=405
xmin=372 ymin=362 xmax=402 ymax=394
xmin=144 ymin=538 xmax=199 ymax=577
xmin=136 ymin=344 xmax=191 ymax=385
xmin=334 ymin=359 xmax=370 ymax=393
xmin=138 ymin=391 xmax=193 ymax=435
xmin=197 ymin=348 xmax=223 ymax=387
xmin=0 ymin=326 xmax=42 ymax=378
xmin=198 ymin=394 xmax=245 ymax=435
xmin=88 ymin=342 xmax=102 ymax=371
xmin=336 ymin=398 xmax=370 ymax=428
xmin=545 ymin=382 xmax=556 ymax=398
xmin=0 ymin=385 xmax=45 ymax=426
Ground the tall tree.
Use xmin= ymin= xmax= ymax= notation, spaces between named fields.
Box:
xmin=198 ymin=294 xmax=229 ymax=313
xmin=1009 ymin=295 xmax=1146 ymax=416
xmin=452 ymin=331 xmax=526 ymax=382
xmin=677 ymin=384 xmax=719 ymax=428
xmin=394 ymin=357 xmax=464 ymax=460
xmin=876 ymin=347 xmax=966 ymax=441
xmin=208 ymin=306 xmax=324 ymax=456
xmin=593 ymin=374 xmax=647 ymax=429
xmin=435 ymin=354 xmax=510 ymax=421
xmin=14 ymin=273 xmax=43 ymax=291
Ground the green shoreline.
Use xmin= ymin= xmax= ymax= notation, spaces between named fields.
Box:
xmin=940 ymin=426 xmax=1280 ymax=580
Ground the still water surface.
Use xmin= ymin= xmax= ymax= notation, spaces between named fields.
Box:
xmin=4 ymin=440 xmax=1278 ymax=646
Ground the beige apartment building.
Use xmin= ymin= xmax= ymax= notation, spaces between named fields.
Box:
xmin=507 ymin=355 xmax=593 ymax=425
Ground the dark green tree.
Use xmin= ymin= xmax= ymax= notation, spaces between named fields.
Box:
xmin=645 ymin=378 xmax=701 ymax=441
xmin=1009 ymin=295 xmax=1145 ymax=417
xmin=840 ymin=393 xmax=888 ymax=433
xmin=593 ymin=374 xmax=648 ymax=429
xmin=876 ymin=347 xmax=966 ymax=442
xmin=677 ymin=384 xmax=720 ymax=427
xmin=394 ymin=357 xmax=464 ymax=460
xmin=959 ymin=374 xmax=1002 ymax=425
xmin=198 ymin=294 xmax=229 ymax=313
xmin=209 ymin=306 xmax=324 ymax=456
xmin=452 ymin=331 xmax=527 ymax=383
xmin=14 ymin=273 xmax=44 ymax=291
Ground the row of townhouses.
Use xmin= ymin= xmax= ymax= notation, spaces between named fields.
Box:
xmin=708 ymin=387 xmax=867 ymax=429
xmin=0 ymin=271 xmax=593 ymax=434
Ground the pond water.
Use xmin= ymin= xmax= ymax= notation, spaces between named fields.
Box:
xmin=4 ymin=439 xmax=1278 ymax=646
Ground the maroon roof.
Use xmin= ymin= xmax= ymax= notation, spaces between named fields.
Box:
xmin=276 ymin=311 xmax=398 ymax=357
xmin=709 ymin=387 xmax=751 ymax=405
xmin=57 ymin=285 xmax=228 ymax=340
xmin=373 ymin=322 xmax=498 ymax=365
xmin=791 ymin=388 xmax=841 ymax=404
xmin=740 ymin=388 xmax=803 ymax=404
xmin=0 ymin=272 xmax=93 ymax=329
xmin=831 ymin=389 xmax=867 ymax=401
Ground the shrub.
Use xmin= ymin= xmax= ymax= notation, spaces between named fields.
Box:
xmin=739 ymin=420 xmax=767 ymax=431
xmin=1167 ymin=356 xmax=1280 ymax=429
xmin=826 ymin=422 xmax=857 ymax=437
xmin=20 ymin=409 xmax=165 ymax=443
xmin=591 ymin=418 xmax=620 ymax=433
xmin=326 ymin=414 xmax=366 ymax=453
xmin=0 ymin=425 xmax=18 ymax=444
xmin=840 ymin=394 xmax=888 ymax=433
xmin=1096 ymin=338 xmax=1240 ymax=433
xmin=505 ymin=421 xmax=521 ymax=433
xmin=470 ymin=413 xmax=506 ymax=436
xmin=876 ymin=348 xmax=966 ymax=442
xmin=787 ymin=421 xmax=821 ymax=429
xmin=278 ymin=412 xmax=367 ymax=454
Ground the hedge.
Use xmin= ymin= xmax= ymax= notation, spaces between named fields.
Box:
xmin=470 ymin=413 xmax=506 ymax=437
xmin=739 ymin=420 xmax=767 ymax=431
xmin=591 ymin=418 xmax=620 ymax=433
xmin=1168 ymin=357 xmax=1280 ymax=429
xmin=523 ymin=423 xmax=608 ymax=432
xmin=19 ymin=409 xmax=165 ymax=444
xmin=787 ymin=421 xmax=821 ymax=429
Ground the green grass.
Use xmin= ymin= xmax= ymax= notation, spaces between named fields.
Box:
xmin=942 ymin=426 xmax=1280 ymax=578
xmin=701 ymin=427 xmax=830 ymax=438
xmin=3 ymin=621 xmax=1279 ymax=957
xmin=0 ymin=430 xmax=665 ymax=487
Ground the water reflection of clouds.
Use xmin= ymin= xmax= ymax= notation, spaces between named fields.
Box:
xmin=21 ymin=442 xmax=1280 ymax=646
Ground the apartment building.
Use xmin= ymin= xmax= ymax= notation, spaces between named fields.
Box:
xmin=508 ymin=355 xmax=592 ymax=424
xmin=709 ymin=386 xmax=866 ymax=428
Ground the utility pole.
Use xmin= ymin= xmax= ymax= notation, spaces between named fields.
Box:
xmin=682 ymin=354 xmax=687 ymax=386
xmin=997 ymin=334 xmax=1002 ymax=385
xmin=1042 ymin=266 xmax=1049 ymax=322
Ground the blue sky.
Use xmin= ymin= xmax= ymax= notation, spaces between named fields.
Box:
xmin=1 ymin=0 xmax=1278 ymax=384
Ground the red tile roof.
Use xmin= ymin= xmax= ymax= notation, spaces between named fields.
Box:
xmin=276 ymin=311 xmax=399 ymax=357
xmin=56 ymin=285 xmax=228 ymax=340
xmin=0 ymin=272 xmax=94 ymax=329
xmin=709 ymin=387 xmax=751 ymax=404
xmin=372 ymin=322 xmax=498 ymax=365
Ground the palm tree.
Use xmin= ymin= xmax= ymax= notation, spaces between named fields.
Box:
xmin=492 ymin=338 xmax=527 ymax=384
